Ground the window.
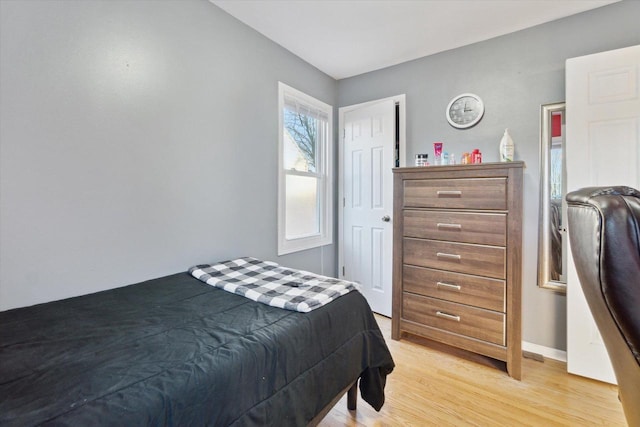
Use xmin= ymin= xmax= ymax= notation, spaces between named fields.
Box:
xmin=278 ymin=82 xmax=333 ymax=255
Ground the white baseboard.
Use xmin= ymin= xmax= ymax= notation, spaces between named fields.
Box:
xmin=523 ymin=341 xmax=567 ymax=363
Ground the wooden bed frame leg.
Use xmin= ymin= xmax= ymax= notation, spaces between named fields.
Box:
xmin=308 ymin=380 xmax=360 ymax=426
xmin=347 ymin=380 xmax=358 ymax=411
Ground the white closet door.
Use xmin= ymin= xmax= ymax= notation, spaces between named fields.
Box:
xmin=565 ymin=44 xmax=640 ymax=383
xmin=342 ymin=99 xmax=395 ymax=316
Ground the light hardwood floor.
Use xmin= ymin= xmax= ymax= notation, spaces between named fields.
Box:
xmin=319 ymin=315 xmax=626 ymax=426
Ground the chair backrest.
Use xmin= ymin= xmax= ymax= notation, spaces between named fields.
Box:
xmin=566 ymin=186 xmax=640 ymax=426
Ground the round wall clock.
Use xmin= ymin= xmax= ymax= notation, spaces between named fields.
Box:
xmin=446 ymin=93 xmax=484 ymax=129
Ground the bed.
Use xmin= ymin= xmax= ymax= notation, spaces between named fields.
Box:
xmin=0 ymin=259 xmax=394 ymax=426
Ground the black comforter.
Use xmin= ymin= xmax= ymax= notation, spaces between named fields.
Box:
xmin=0 ymin=272 xmax=394 ymax=426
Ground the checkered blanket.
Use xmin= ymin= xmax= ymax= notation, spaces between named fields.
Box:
xmin=189 ymin=257 xmax=358 ymax=313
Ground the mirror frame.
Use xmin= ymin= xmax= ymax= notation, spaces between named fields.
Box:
xmin=538 ymin=102 xmax=567 ymax=293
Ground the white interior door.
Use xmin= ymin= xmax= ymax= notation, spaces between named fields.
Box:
xmin=566 ymin=44 xmax=640 ymax=383
xmin=340 ymin=98 xmax=399 ymax=316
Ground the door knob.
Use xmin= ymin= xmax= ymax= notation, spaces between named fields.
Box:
xmin=382 ymin=215 xmax=391 ymax=222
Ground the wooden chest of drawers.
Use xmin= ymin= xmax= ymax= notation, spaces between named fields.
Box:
xmin=392 ymin=162 xmax=524 ymax=379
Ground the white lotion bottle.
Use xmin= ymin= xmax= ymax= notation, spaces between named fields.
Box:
xmin=499 ymin=128 xmax=514 ymax=162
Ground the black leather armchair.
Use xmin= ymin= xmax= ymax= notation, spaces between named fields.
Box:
xmin=566 ymin=186 xmax=640 ymax=426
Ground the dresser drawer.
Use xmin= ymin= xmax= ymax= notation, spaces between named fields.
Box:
xmin=403 ymin=293 xmax=505 ymax=346
xmin=403 ymin=210 xmax=506 ymax=246
xmin=403 ymin=178 xmax=507 ymax=210
xmin=403 ymin=265 xmax=505 ymax=312
xmin=404 ymin=238 xmax=505 ymax=279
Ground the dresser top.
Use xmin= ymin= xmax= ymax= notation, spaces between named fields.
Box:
xmin=393 ymin=161 xmax=525 ymax=174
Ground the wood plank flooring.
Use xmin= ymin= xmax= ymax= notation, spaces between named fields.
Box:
xmin=319 ymin=315 xmax=626 ymax=426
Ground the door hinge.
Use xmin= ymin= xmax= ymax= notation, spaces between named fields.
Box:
xmin=343 ymin=128 xmax=346 ymax=139
xmin=343 ymin=197 xmax=345 ymax=207
xmin=342 ymin=266 xmax=345 ymax=276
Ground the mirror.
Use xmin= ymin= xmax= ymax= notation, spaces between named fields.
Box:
xmin=538 ymin=102 xmax=567 ymax=293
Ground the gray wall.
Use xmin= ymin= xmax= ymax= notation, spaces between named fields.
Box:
xmin=338 ymin=0 xmax=640 ymax=350
xmin=0 ymin=0 xmax=337 ymax=310
xmin=2 ymin=0 xmax=639 ymax=352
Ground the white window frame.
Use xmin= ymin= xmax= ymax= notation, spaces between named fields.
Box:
xmin=277 ymin=82 xmax=333 ymax=255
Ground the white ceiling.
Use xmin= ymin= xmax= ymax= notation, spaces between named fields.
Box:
xmin=210 ymin=0 xmax=619 ymax=79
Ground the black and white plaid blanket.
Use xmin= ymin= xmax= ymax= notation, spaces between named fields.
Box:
xmin=189 ymin=257 xmax=358 ymax=313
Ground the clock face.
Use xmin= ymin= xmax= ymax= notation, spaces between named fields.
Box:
xmin=446 ymin=93 xmax=484 ymax=129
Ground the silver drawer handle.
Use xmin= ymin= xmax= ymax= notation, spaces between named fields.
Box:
xmin=436 ymin=281 xmax=461 ymax=291
xmin=436 ymin=311 xmax=461 ymax=322
xmin=436 ymin=190 xmax=462 ymax=196
xmin=436 ymin=223 xmax=462 ymax=230
xmin=436 ymin=252 xmax=461 ymax=260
